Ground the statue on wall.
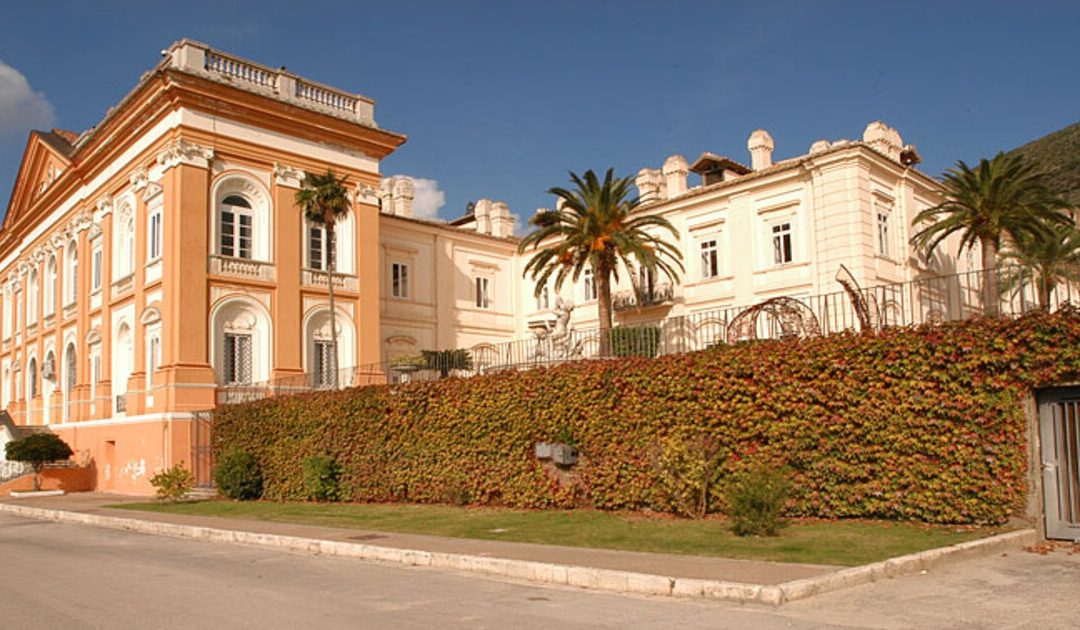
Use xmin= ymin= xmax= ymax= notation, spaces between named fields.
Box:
xmin=529 ymin=297 xmax=583 ymax=362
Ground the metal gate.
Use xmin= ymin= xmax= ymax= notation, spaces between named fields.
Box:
xmin=1039 ymin=388 xmax=1080 ymax=540
xmin=191 ymin=410 xmax=216 ymax=488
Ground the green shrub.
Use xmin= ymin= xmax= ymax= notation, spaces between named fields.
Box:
xmin=608 ymin=325 xmax=661 ymax=357
xmin=302 ymin=456 xmax=341 ymax=502
xmin=726 ymin=460 xmax=791 ymax=536
xmin=215 ymin=450 xmax=263 ymax=500
xmin=150 ymin=463 xmax=195 ymax=502
xmin=213 ymin=311 xmax=1080 ymax=523
xmin=651 ymin=433 xmax=725 ymax=519
xmin=5 ymin=433 xmax=73 ymax=491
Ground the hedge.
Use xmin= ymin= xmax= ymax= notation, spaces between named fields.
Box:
xmin=213 ymin=309 xmax=1080 ymax=524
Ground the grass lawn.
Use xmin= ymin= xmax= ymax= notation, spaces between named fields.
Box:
xmin=110 ymin=500 xmax=1007 ymax=567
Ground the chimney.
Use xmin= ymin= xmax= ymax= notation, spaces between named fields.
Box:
xmin=635 ymin=168 xmax=664 ymax=203
xmin=661 ymin=155 xmax=688 ymax=198
xmin=862 ymin=121 xmax=904 ymax=161
xmin=748 ymin=129 xmax=774 ymax=170
xmin=378 ymin=178 xmax=393 ymax=213
xmin=473 ymin=199 xmax=492 ymax=235
xmin=391 ymin=177 xmax=414 ymax=217
xmin=491 ymin=201 xmax=514 ymax=238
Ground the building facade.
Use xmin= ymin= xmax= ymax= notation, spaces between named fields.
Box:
xmin=0 ymin=41 xmax=963 ymax=494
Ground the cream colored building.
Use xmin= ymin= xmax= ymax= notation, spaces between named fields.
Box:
xmin=0 ymin=40 xmax=964 ymax=493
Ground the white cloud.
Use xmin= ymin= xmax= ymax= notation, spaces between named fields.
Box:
xmin=0 ymin=61 xmax=55 ymax=138
xmin=403 ymin=176 xmax=446 ymax=219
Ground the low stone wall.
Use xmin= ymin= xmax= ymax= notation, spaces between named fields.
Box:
xmin=0 ymin=465 xmax=96 ymax=495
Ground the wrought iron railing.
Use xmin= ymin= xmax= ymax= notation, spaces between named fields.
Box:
xmin=214 ymin=265 xmax=1078 ymax=405
xmin=612 ymin=283 xmax=674 ymax=311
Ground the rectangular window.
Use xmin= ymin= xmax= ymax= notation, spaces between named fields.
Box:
xmin=148 ymin=210 xmax=162 ymax=260
xmin=391 ymin=262 xmax=410 ymax=298
xmin=223 ymin=333 xmax=252 ymax=385
xmin=309 ymin=227 xmax=323 ymax=270
xmin=220 ymin=211 xmax=235 ymax=257
xmin=537 ymin=285 xmax=550 ymax=311
xmin=700 ymin=239 xmax=719 ymax=279
xmin=92 ymin=245 xmax=103 ymax=291
xmin=475 ymin=277 xmax=492 ymax=309
xmin=583 ymin=268 xmax=596 ymax=302
xmin=238 ymin=214 xmax=252 ymax=259
xmin=313 ymin=340 xmax=334 ymax=387
xmin=877 ymin=212 xmax=890 ymax=257
xmin=771 ymin=222 xmax=793 ymax=265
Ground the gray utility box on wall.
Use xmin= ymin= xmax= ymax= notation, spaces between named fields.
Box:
xmin=551 ymin=444 xmax=579 ymax=466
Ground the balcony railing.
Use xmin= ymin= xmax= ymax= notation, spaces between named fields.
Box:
xmin=171 ymin=42 xmax=375 ymax=125
xmin=302 ymin=268 xmax=358 ymax=292
xmin=208 ymin=255 xmax=276 ymax=282
xmin=612 ymin=283 xmax=675 ymax=312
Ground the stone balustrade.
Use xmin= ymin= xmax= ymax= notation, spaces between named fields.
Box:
xmin=208 ymin=255 xmax=277 ymax=282
xmin=302 ymin=268 xmax=358 ymax=292
xmin=170 ymin=41 xmax=376 ymax=126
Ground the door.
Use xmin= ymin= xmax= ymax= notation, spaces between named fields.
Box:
xmin=1039 ymin=388 xmax=1080 ymax=540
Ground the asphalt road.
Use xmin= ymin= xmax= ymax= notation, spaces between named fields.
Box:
xmin=2 ymin=512 xmax=1078 ymax=629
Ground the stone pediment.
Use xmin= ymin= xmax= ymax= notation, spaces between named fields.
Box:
xmin=2 ymin=130 xmax=76 ymax=233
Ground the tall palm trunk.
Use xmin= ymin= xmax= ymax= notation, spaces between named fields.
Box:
xmin=596 ymin=262 xmax=613 ymax=357
xmin=1037 ymin=268 xmax=1053 ymax=311
xmin=979 ymin=235 xmax=1000 ymax=316
xmin=325 ymin=214 xmax=339 ymax=389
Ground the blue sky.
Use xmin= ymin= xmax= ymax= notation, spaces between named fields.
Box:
xmin=1 ymin=1 xmax=1078 ymax=224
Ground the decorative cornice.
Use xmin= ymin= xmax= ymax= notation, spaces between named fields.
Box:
xmin=130 ymin=167 xmax=149 ymax=191
xmin=273 ymin=162 xmax=305 ymax=189
xmin=356 ymin=183 xmax=379 ymax=206
xmin=142 ymin=180 xmax=164 ymax=202
xmin=157 ymin=138 xmax=214 ymax=171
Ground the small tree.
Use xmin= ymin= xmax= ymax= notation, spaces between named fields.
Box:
xmin=422 ymin=349 xmax=473 ymax=378
xmin=5 ymin=433 xmax=73 ymax=491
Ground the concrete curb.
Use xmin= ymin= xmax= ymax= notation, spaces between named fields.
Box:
xmin=0 ymin=502 xmax=1035 ymax=605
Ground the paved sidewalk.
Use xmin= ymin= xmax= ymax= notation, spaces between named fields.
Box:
xmin=0 ymin=492 xmax=835 ymax=585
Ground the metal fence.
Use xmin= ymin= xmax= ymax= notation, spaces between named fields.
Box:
xmin=215 ymin=265 xmax=1076 ymax=404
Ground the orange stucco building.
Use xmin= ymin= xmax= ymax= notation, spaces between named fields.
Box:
xmin=0 ymin=41 xmax=417 ymax=493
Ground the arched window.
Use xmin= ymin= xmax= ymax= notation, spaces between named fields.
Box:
xmin=27 ymin=268 xmax=37 ymax=324
xmin=211 ymin=297 xmax=271 ymax=386
xmin=219 ymin=195 xmax=253 ymax=259
xmin=45 ymin=255 xmax=57 ymax=314
xmin=64 ymin=343 xmax=76 ymax=394
xmin=66 ymin=240 xmax=78 ymax=304
xmin=114 ymin=202 xmax=135 ymax=278
xmin=27 ymin=357 xmax=37 ymax=399
xmin=304 ymin=307 xmax=354 ymax=388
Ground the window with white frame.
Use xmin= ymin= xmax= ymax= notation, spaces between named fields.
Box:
xmin=2 ymin=288 xmax=9 ymax=339
xmin=114 ymin=202 xmax=135 ymax=278
xmin=475 ymin=277 xmax=492 ymax=309
xmin=91 ymin=242 xmax=103 ymax=292
xmin=27 ymin=268 xmax=37 ymax=324
xmin=313 ymin=339 xmax=335 ymax=387
xmin=877 ymin=211 xmax=891 ymax=258
xmin=219 ymin=195 xmax=252 ymax=259
xmin=639 ymin=265 xmax=656 ymax=295
xmin=27 ymin=358 xmax=37 ymax=399
xmin=391 ymin=262 xmax=409 ymax=298
xmin=537 ymin=284 xmax=550 ymax=311
xmin=148 ymin=206 xmax=163 ymax=261
xmin=13 ymin=288 xmax=20 ymax=334
xmin=66 ymin=240 xmax=78 ymax=304
xmin=222 ymin=332 xmax=252 ymax=385
xmin=145 ymin=329 xmax=161 ymax=403
xmin=307 ymin=224 xmax=337 ymax=270
xmin=46 ymin=255 xmax=57 ymax=314
xmin=771 ymin=222 xmax=794 ymax=265
xmin=89 ymin=348 xmax=101 ymax=413
xmin=700 ymin=239 xmax=719 ymax=279
xmin=583 ymin=268 xmax=597 ymax=302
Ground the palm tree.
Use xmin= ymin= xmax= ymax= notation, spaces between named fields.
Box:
xmin=911 ymin=152 xmax=1070 ymax=314
xmin=295 ymin=170 xmax=351 ymax=389
xmin=1001 ymin=223 xmax=1080 ymax=310
xmin=518 ymin=169 xmax=683 ymax=356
